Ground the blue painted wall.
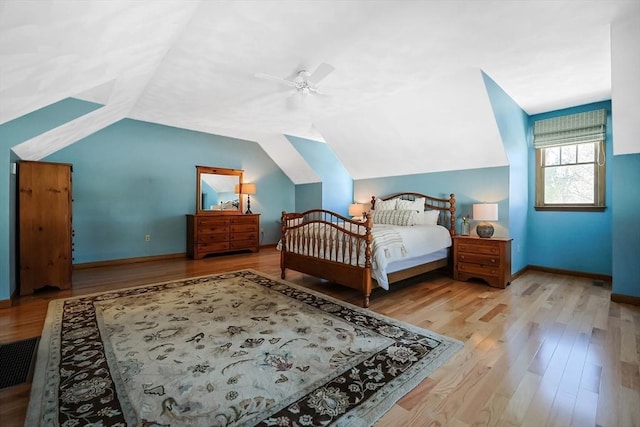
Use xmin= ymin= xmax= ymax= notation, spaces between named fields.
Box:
xmin=0 ymin=98 xmax=103 ymax=300
xmin=295 ymin=182 xmax=322 ymax=212
xmin=287 ymin=135 xmax=353 ymax=216
xmin=527 ymin=101 xmax=613 ymax=275
xmin=483 ymin=72 xmax=530 ymax=274
xmin=355 ymin=166 xmax=510 ymax=238
xmin=612 ymin=153 xmax=640 ymax=297
xmin=44 ymin=119 xmax=294 ymax=263
xmin=0 ymin=147 xmax=13 ymax=301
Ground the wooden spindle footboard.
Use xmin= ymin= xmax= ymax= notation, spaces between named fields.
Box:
xmin=280 ymin=210 xmax=374 ymax=307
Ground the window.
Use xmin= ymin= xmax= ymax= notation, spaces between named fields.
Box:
xmin=533 ymin=109 xmax=606 ymax=211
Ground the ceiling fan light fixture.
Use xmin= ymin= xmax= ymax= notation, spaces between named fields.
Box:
xmin=255 ymin=63 xmax=335 ymax=98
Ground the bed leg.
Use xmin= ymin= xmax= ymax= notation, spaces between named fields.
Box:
xmin=363 ymin=294 xmax=370 ymax=308
xmin=281 ymin=269 xmax=286 ymax=280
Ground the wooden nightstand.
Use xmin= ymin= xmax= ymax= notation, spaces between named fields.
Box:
xmin=453 ymin=236 xmax=512 ymax=288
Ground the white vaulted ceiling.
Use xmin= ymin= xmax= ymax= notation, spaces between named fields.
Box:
xmin=2 ymin=1 xmax=638 ymax=182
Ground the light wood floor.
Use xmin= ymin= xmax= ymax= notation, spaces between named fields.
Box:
xmin=1 ymin=248 xmax=638 ymax=426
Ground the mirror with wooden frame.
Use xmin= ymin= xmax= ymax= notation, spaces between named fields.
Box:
xmin=196 ymin=166 xmax=243 ymax=215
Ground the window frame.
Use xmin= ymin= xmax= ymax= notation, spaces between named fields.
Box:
xmin=534 ymin=140 xmax=606 ymax=211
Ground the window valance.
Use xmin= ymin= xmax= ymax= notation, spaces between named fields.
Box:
xmin=533 ymin=109 xmax=606 ymax=148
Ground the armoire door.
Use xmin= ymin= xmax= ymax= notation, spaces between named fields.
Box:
xmin=18 ymin=160 xmax=73 ymax=295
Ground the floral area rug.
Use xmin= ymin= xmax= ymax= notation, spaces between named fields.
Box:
xmin=26 ymin=270 xmax=462 ymax=426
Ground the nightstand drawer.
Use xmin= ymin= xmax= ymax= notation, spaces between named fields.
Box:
xmin=458 ymin=262 xmax=499 ymax=277
xmin=457 ymin=242 xmax=500 ymax=255
xmin=457 ymin=253 xmax=500 ymax=266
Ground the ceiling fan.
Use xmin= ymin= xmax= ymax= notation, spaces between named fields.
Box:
xmin=255 ymin=62 xmax=335 ymax=96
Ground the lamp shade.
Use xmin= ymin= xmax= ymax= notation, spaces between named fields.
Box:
xmin=348 ymin=203 xmax=365 ymax=217
xmin=473 ymin=203 xmax=498 ymax=221
xmin=234 ymin=183 xmax=256 ymax=195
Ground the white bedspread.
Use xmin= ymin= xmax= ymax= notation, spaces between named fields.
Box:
xmin=281 ymin=222 xmax=452 ymax=291
xmin=372 ymin=224 xmax=451 ymax=289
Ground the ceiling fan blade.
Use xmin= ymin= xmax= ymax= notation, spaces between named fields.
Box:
xmin=307 ymin=63 xmax=334 ymax=85
xmin=254 ymin=73 xmax=296 ymax=88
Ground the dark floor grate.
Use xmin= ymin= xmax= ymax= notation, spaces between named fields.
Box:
xmin=0 ymin=336 xmax=40 ymax=389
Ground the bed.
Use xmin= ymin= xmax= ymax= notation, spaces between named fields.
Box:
xmin=279 ymin=192 xmax=456 ymax=307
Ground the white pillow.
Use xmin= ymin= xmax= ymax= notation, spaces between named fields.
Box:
xmin=397 ymin=197 xmax=425 ymax=213
xmin=372 ymin=209 xmax=417 ymax=226
xmin=374 ymin=197 xmax=397 ymax=211
xmin=414 ymin=210 xmax=440 ymax=225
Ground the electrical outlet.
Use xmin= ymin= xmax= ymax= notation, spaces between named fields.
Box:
xmin=145 ymin=234 xmax=151 ymax=242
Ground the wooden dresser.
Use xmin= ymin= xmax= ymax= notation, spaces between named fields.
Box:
xmin=186 ymin=214 xmax=260 ymax=259
xmin=18 ymin=160 xmax=73 ymax=295
xmin=453 ymin=236 xmax=512 ymax=289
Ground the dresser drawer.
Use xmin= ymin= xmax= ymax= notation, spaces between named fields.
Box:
xmin=197 ymin=217 xmax=230 ymax=234
xmin=458 ymin=261 xmax=499 ymax=277
xmin=197 ymin=242 xmax=230 ymax=252
xmin=231 ymin=224 xmax=258 ymax=233
xmin=231 ymin=216 xmax=258 ymax=225
xmin=200 ymin=225 xmax=229 ymax=234
xmin=457 ymin=253 xmax=500 ymax=266
xmin=197 ymin=217 xmax=229 ymax=227
xmin=230 ymin=239 xmax=257 ymax=249
xmin=198 ymin=233 xmax=229 ymax=244
xmin=231 ymin=231 xmax=258 ymax=242
xmin=457 ymin=242 xmax=500 ymax=255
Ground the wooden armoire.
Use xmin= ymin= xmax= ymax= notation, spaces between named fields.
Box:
xmin=18 ymin=160 xmax=73 ymax=295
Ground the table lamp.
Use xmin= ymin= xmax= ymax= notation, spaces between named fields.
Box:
xmin=348 ymin=203 xmax=365 ymax=221
xmin=235 ymin=183 xmax=256 ymax=214
xmin=473 ymin=203 xmax=498 ymax=238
